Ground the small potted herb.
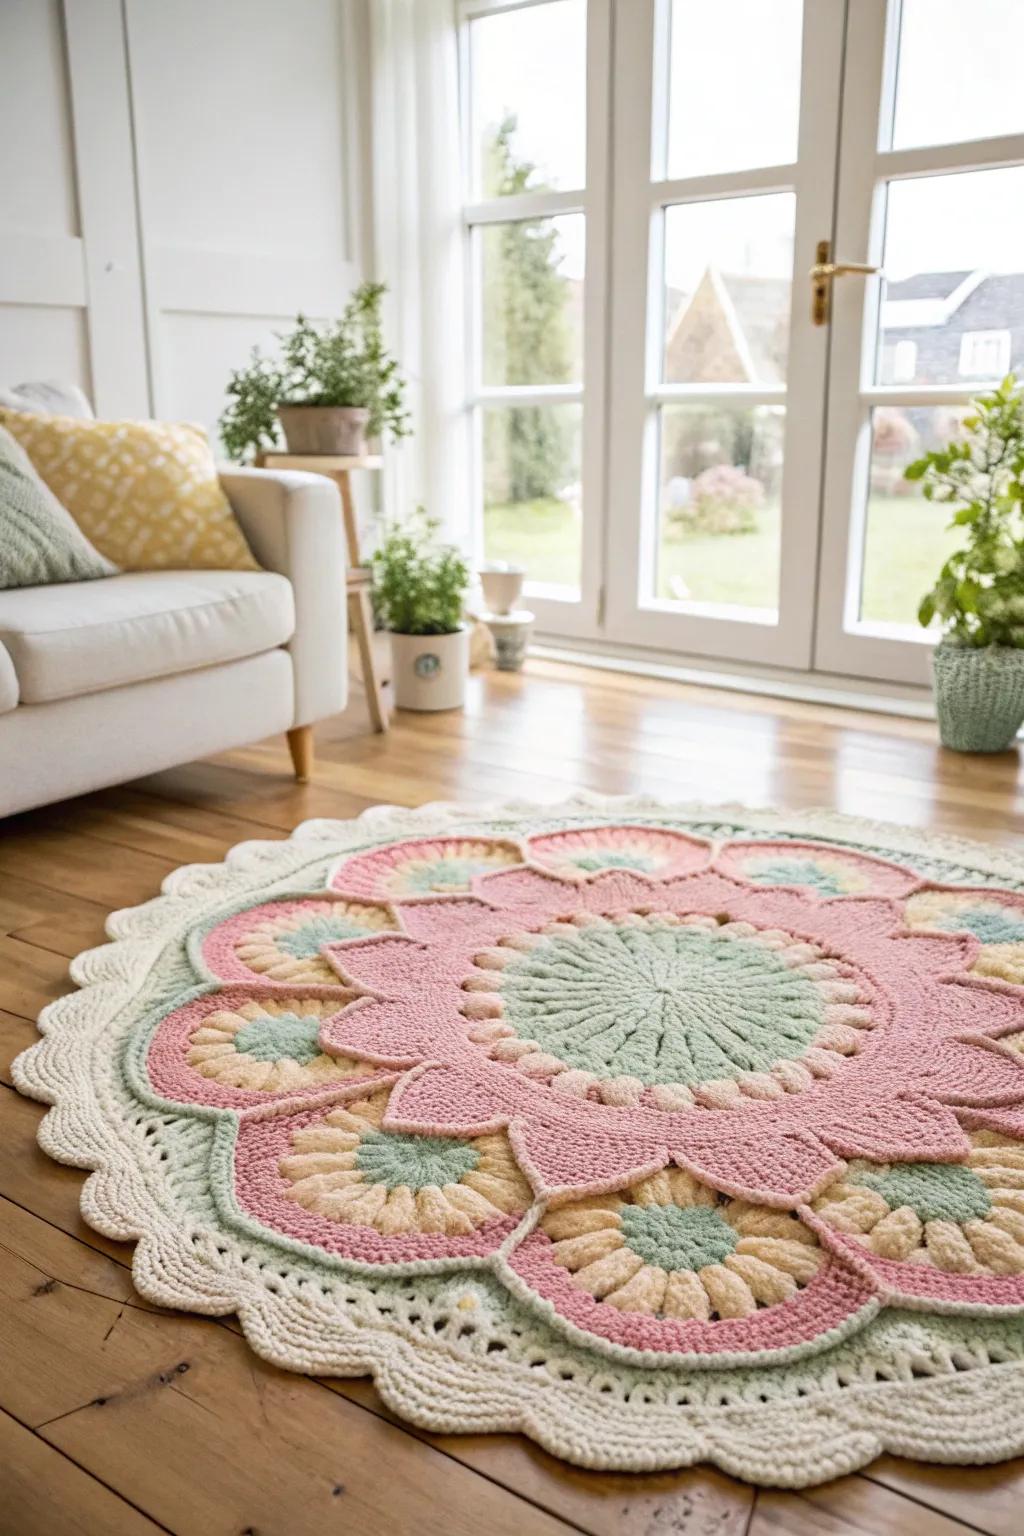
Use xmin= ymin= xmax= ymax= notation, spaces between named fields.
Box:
xmin=372 ymin=511 xmax=470 ymax=711
xmin=912 ymin=375 xmax=1024 ymax=752
xmin=220 ymin=282 xmax=409 ymax=460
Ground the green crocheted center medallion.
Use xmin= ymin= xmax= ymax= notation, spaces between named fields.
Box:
xmin=233 ymin=1011 xmax=324 ymax=1065
xmin=619 ymin=1202 xmax=739 ymax=1271
xmin=355 ymin=1129 xmax=481 ymax=1190
xmin=853 ymin=1162 xmax=992 ymax=1224
xmin=494 ymin=915 xmax=830 ymax=1087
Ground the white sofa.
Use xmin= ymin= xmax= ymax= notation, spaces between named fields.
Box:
xmin=0 ymin=466 xmax=347 ymax=817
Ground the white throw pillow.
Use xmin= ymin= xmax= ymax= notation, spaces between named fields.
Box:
xmin=0 ymin=380 xmax=95 ymax=419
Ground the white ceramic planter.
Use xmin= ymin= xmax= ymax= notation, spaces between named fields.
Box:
xmin=389 ymin=626 xmax=469 ymax=711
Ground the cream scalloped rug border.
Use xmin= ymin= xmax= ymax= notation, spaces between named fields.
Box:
xmin=13 ymin=794 xmax=1024 ymax=1488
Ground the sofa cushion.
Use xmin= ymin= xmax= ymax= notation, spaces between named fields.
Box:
xmin=0 ymin=570 xmax=295 ymax=704
xmin=0 ymin=643 xmax=18 ymax=714
xmin=0 ymin=425 xmax=116 ymax=589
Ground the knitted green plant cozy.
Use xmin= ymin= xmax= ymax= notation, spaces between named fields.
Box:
xmin=932 ymin=642 xmax=1024 ymax=752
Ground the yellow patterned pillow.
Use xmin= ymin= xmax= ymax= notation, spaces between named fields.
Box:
xmin=0 ymin=411 xmax=258 ymax=571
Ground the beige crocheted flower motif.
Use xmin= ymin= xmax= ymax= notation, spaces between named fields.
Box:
xmin=185 ymin=996 xmax=365 ymax=1093
xmin=811 ymin=1130 xmax=1024 ymax=1275
xmin=279 ymin=1089 xmax=532 ymax=1236
xmin=541 ymin=1167 xmax=822 ymax=1319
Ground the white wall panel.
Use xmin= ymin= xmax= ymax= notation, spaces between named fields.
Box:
xmin=125 ymin=0 xmax=362 ymax=441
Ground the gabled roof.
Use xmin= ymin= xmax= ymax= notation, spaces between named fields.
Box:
xmin=885 ymin=270 xmax=972 ymax=301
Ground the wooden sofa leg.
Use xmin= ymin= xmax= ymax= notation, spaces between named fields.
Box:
xmin=286 ymin=724 xmax=314 ymax=783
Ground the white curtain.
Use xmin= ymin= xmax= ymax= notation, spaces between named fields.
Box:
xmin=369 ymin=0 xmax=470 ymax=545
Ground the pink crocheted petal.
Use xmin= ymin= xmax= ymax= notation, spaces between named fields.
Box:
xmin=713 ymin=839 xmax=919 ymax=898
xmin=322 ymin=933 xmax=446 ymax=995
xmin=655 ymin=868 xmax=771 ymax=915
xmin=913 ymin=1037 xmax=1024 ymax=1106
xmin=328 ymin=836 xmax=524 ymax=900
xmin=145 ymin=986 xmax=384 ymax=1110
xmin=232 ymin=1103 xmax=522 ymax=1265
xmin=318 ymin=996 xmax=457 ymax=1067
xmin=526 ymin=825 xmax=712 ymax=881
xmin=394 ymin=895 xmax=499 ymax=945
xmin=817 ymin=1094 xmax=970 ymax=1163
xmin=510 ymin=1118 xmax=668 ymax=1200
xmin=506 ymin=1231 xmax=878 ymax=1361
xmin=580 ymin=869 xmax=675 ymax=912
xmin=668 ymin=1128 xmax=842 ymax=1205
xmin=934 ymin=976 xmax=1024 ymax=1036
xmin=384 ymin=1063 xmax=512 ymax=1136
xmin=965 ymin=1102 xmax=1024 ymax=1139
xmin=474 ymin=865 xmax=582 ymax=913
xmin=198 ymin=897 xmax=389 ymax=988
xmin=819 ymin=1227 xmax=1024 ymax=1311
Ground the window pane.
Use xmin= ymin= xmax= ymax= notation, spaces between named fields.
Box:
xmin=892 ymin=0 xmax=1024 ymax=151
xmin=655 ymin=405 xmax=783 ymax=614
xmin=663 ymin=195 xmax=794 ymax=385
xmin=481 ymin=215 xmax=584 ymax=387
xmin=875 ymin=167 xmax=1024 ymax=385
xmin=482 ymin=404 xmax=582 ymax=591
xmin=471 ymin=0 xmax=586 ymax=199
xmin=858 ymin=407 xmax=969 ymax=631
xmin=666 ymin=0 xmax=802 ymax=179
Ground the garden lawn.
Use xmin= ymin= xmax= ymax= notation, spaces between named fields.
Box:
xmin=483 ymin=495 xmax=965 ymax=628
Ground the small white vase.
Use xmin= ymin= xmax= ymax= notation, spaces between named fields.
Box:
xmin=389 ymin=626 xmax=469 ymax=711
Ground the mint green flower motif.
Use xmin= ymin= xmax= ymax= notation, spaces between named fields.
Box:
xmin=811 ymin=1132 xmax=1024 ymax=1276
xmin=854 ymin=1162 xmax=991 ymax=1226
xmin=619 ymin=1204 xmax=738 ymax=1272
xmin=233 ymin=898 xmax=396 ymax=984
xmin=571 ymin=851 xmax=658 ymax=873
xmin=276 ymin=914 xmax=376 ymax=960
xmin=743 ymin=858 xmax=848 ymax=896
xmin=931 ymin=906 xmax=1024 ymax=946
xmin=402 ymin=858 xmax=486 ymax=893
xmin=233 ymin=1011 xmax=324 ymax=1066
xmin=356 ymin=1129 xmax=480 ymax=1190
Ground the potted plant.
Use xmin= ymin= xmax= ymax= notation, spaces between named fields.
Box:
xmin=911 ymin=375 xmax=1024 ymax=752
xmin=372 ymin=511 xmax=470 ymax=711
xmin=220 ymin=282 xmax=409 ymax=461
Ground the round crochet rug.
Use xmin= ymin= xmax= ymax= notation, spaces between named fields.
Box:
xmin=15 ymin=796 xmax=1024 ymax=1487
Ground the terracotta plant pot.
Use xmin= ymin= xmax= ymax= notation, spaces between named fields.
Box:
xmin=389 ymin=626 xmax=469 ymax=711
xmin=276 ymin=405 xmax=370 ymax=457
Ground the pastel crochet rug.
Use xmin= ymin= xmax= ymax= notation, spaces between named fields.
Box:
xmin=15 ymin=797 xmax=1024 ymax=1487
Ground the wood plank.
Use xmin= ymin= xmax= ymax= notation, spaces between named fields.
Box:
xmin=752 ymin=1475 xmax=982 ymax=1534
xmin=0 ymin=1408 xmax=165 ymax=1536
xmin=867 ymin=1461 xmax=1024 ymax=1536
xmin=0 ymin=936 xmax=72 ymax=1022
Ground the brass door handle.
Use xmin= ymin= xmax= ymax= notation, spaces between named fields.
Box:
xmin=810 ymin=240 xmax=881 ymax=325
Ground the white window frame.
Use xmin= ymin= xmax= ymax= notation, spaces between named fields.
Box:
xmin=456 ymin=0 xmax=611 ymax=640
xmin=601 ymin=0 xmax=847 ymax=670
xmin=814 ymin=0 xmax=1024 ymax=685
xmin=958 ymin=328 xmax=1011 ymax=379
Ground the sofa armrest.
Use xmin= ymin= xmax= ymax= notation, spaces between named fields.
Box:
xmin=219 ymin=466 xmax=347 ymax=726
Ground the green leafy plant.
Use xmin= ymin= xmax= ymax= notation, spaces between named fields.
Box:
xmin=371 ymin=511 xmax=469 ymax=636
xmin=219 ymin=282 xmax=409 ymax=461
xmin=912 ymin=375 xmax=1024 ymax=647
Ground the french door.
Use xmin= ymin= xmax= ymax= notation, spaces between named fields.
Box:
xmin=605 ymin=0 xmax=844 ymax=669
xmin=460 ymin=0 xmax=1024 ymax=689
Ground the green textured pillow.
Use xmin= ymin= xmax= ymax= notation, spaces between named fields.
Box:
xmin=0 ymin=424 xmax=116 ymax=589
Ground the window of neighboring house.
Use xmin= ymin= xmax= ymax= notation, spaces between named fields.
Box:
xmin=958 ymin=328 xmax=1011 ymax=378
xmin=461 ymin=0 xmax=589 ymax=601
xmin=890 ymin=339 xmax=917 ymax=383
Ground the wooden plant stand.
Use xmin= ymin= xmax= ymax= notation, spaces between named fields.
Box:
xmin=255 ymin=453 xmax=388 ymax=732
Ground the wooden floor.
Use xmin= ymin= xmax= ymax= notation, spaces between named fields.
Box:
xmin=3 ymin=657 xmax=1024 ymax=1536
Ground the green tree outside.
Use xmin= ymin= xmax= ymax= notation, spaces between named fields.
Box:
xmin=481 ymin=116 xmax=576 ymax=505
